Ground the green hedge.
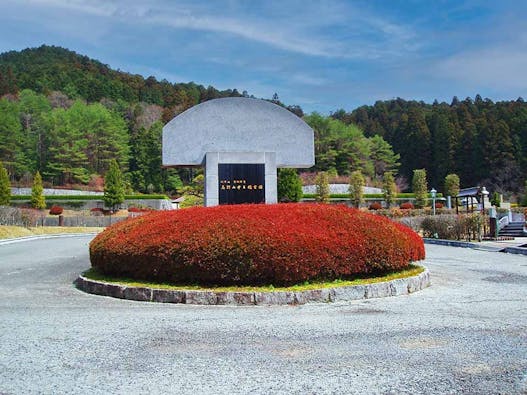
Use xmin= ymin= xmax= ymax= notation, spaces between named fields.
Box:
xmin=11 ymin=194 xmax=169 ymax=201
xmin=302 ymin=192 xmax=444 ymax=199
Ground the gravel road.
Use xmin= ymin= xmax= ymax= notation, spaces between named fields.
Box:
xmin=0 ymin=236 xmax=526 ymax=394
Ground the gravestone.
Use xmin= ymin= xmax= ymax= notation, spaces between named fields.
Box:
xmin=162 ymin=97 xmax=314 ymax=206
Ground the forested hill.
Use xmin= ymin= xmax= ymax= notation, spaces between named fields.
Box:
xmin=0 ymin=45 xmax=306 ymax=195
xmin=0 ymin=45 xmax=245 ymax=122
xmin=1 ymin=45 xmax=526 ymax=196
xmin=332 ymin=97 xmax=527 ymax=193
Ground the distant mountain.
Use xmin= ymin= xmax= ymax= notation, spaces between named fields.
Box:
xmin=0 ymin=45 xmax=242 ymax=111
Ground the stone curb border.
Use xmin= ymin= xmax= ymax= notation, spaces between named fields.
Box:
xmin=423 ymin=238 xmax=477 ymax=249
xmin=502 ymin=247 xmax=527 ymax=256
xmin=424 ymin=238 xmax=527 ymax=254
xmin=74 ymin=267 xmax=430 ymax=306
xmin=0 ymin=233 xmax=99 ymax=246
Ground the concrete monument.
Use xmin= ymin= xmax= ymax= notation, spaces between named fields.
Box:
xmin=163 ymin=97 xmax=314 ymax=206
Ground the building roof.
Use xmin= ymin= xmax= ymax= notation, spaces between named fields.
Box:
xmin=162 ymin=97 xmax=315 ymax=167
xmin=456 ymin=187 xmax=482 ymax=198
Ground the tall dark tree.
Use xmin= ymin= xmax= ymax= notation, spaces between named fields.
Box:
xmin=103 ymin=159 xmax=125 ymax=211
xmin=0 ymin=161 xmax=10 ymax=205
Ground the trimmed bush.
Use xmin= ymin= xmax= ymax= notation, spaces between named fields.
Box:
xmin=369 ymin=202 xmax=382 ymax=210
xmin=400 ymin=202 xmax=414 ymax=210
xmin=90 ymin=203 xmax=425 ymax=286
xmin=49 ymin=205 xmax=64 ymax=215
xmin=90 ymin=208 xmax=103 ymax=216
xmin=128 ymin=207 xmax=153 ymax=213
xmin=302 ymin=192 xmax=443 ymax=200
xmin=11 ymin=194 xmax=169 ymax=201
xmin=421 ymin=213 xmax=484 ymax=241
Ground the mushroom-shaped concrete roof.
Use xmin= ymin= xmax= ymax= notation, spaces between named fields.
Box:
xmin=162 ymin=97 xmax=314 ymax=167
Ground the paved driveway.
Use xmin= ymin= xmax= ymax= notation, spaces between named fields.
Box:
xmin=0 ymin=236 xmax=526 ymax=394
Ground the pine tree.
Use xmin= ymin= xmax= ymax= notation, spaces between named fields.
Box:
xmin=369 ymin=135 xmax=400 ymax=181
xmin=348 ymin=170 xmax=364 ymax=208
xmin=412 ymin=169 xmax=428 ymax=208
xmin=315 ymin=172 xmax=330 ymax=203
xmin=30 ymin=171 xmax=46 ymax=209
xmin=428 ymin=111 xmax=454 ymax=187
xmin=0 ymin=161 xmax=10 ymax=205
xmin=277 ymin=168 xmax=303 ymax=202
xmin=103 ymin=159 xmax=125 ymax=211
xmin=403 ymin=108 xmax=431 ymax=180
xmin=382 ymin=171 xmax=397 ymax=208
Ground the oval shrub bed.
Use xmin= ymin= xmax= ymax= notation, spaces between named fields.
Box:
xmin=89 ymin=203 xmax=425 ymax=286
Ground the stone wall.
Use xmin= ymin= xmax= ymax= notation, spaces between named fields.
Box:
xmin=11 ymin=188 xmax=103 ymax=196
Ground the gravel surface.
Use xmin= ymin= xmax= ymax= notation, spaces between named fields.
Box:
xmin=0 ymin=236 xmax=526 ymax=394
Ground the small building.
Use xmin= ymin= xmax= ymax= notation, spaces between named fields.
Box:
xmin=171 ymin=197 xmax=185 ymax=210
xmin=455 ymin=186 xmax=490 ymax=213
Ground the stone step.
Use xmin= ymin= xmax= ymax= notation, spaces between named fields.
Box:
xmin=498 ymin=222 xmax=525 ymax=237
xmin=498 ymin=231 xmax=524 ymax=237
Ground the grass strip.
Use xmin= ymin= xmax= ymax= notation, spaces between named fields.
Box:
xmin=0 ymin=225 xmax=104 ymax=240
xmin=82 ymin=264 xmax=424 ymax=293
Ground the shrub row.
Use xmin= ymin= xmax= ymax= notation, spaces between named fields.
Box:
xmin=128 ymin=207 xmax=153 ymax=213
xmin=90 ymin=203 xmax=425 ymax=286
xmin=10 ymin=194 xmax=170 ymax=201
xmin=421 ymin=214 xmax=485 ymax=241
xmin=302 ymin=192 xmax=444 ymax=199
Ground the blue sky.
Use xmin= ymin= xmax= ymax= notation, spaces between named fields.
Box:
xmin=1 ymin=0 xmax=526 ymax=113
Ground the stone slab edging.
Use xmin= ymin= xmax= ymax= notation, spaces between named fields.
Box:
xmin=423 ymin=238 xmax=478 ymax=249
xmin=423 ymin=238 xmax=527 ymax=254
xmin=502 ymin=247 xmax=527 ymax=256
xmin=0 ymin=233 xmax=99 ymax=246
xmin=74 ymin=267 xmax=430 ymax=306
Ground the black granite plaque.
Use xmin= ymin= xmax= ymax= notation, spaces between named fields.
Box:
xmin=218 ymin=163 xmax=265 ymax=204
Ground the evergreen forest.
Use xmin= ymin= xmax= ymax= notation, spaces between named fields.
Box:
xmin=1 ymin=45 xmax=526 ymax=197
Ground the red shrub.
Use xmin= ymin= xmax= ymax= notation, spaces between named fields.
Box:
xmin=49 ymin=205 xmax=63 ymax=215
xmin=400 ymin=202 xmax=414 ymax=210
xmin=369 ymin=202 xmax=382 ymax=210
xmin=128 ymin=207 xmax=152 ymax=213
xmin=435 ymin=202 xmax=444 ymax=209
xmin=90 ymin=207 xmax=103 ymax=216
xmin=90 ymin=204 xmax=425 ymax=286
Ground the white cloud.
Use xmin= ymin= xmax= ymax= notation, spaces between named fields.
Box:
xmin=24 ymin=0 xmax=116 ymax=17
xmin=434 ymin=46 xmax=527 ymax=91
xmin=12 ymin=0 xmax=418 ymax=60
xmin=289 ymin=72 xmax=328 ymax=86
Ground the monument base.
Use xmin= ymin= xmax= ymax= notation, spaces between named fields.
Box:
xmin=204 ymin=152 xmax=277 ymax=207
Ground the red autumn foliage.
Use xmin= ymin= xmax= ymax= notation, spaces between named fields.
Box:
xmin=128 ymin=207 xmax=153 ymax=213
xmin=400 ymin=202 xmax=414 ymax=210
xmin=435 ymin=202 xmax=444 ymax=209
xmin=369 ymin=202 xmax=382 ymax=210
xmin=89 ymin=204 xmax=425 ymax=286
xmin=49 ymin=205 xmax=63 ymax=215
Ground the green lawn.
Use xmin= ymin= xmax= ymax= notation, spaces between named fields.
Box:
xmin=0 ymin=225 xmax=103 ymax=240
xmin=83 ymin=264 xmax=425 ymax=293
